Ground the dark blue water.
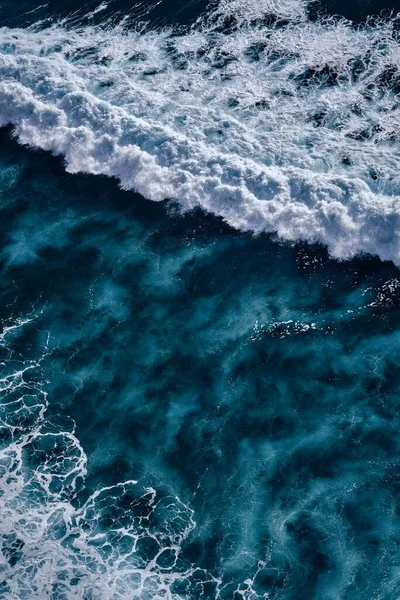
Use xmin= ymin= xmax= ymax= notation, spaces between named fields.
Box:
xmin=0 ymin=0 xmax=209 ymax=28
xmin=1 ymin=1 xmax=400 ymax=599
xmin=1 ymin=0 xmax=400 ymax=28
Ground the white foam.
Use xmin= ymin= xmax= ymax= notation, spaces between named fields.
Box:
xmin=1 ymin=0 xmax=400 ymax=263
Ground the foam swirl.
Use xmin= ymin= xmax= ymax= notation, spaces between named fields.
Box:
xmin=0 ymin=316 xmax=223 ymax=599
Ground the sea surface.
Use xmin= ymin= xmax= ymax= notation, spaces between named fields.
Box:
xmin=1 ymin=1 xmax=400 ymax=599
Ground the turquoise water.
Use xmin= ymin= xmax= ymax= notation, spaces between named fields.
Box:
xmin=1 ymin=1 xmax=400 ymax=598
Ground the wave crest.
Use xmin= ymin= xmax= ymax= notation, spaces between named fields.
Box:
xmin=1 ymin=1 xmax=400 ymax=263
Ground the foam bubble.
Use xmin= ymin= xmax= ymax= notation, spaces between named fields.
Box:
xmin=0 ymin=1 xmax=400 ymax=265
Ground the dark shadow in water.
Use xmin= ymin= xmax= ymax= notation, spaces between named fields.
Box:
xmin=0 ymin=0 xmax=210 ymax=29
xmin=2 ymin=0 xmax=400 ymax=29
xmin=309 ymin=0 xmax=400 ymax=22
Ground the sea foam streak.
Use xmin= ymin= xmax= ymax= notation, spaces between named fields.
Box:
xmin=0 ymin=316 xmax=221 ymax=599
xmin=1 ymin=0 xmax=400 ymax=263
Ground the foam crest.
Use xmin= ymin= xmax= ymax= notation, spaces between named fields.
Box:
xmin=0 ymin=1 xmax=400 ymax=264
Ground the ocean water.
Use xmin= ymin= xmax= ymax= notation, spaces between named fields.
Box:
xmin=1 ymin=1 xmax=400 ymax=599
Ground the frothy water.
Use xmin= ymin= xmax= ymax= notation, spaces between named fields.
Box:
xmin=0 ymin=316 xmax=220 ymax=600
xmin=1 ymin=0 xmax=400 ymax=262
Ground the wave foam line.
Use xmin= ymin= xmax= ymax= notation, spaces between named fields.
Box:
xmin=1 ymin=0 xmax=400 ymax=263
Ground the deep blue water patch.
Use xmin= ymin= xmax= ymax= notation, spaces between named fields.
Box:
xmin=0 ymin=0 xmax=210 ymax=28
xmin=308 ymin=0 xmax=400 ymax=23
xmin=2 ymin=0 xmax=400 ymax=29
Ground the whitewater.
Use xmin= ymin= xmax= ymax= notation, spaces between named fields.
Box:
xmin=1 ymin=0 xmax=400 ymax=263
xmin=0 ymin=316 xmax=218 ymax=600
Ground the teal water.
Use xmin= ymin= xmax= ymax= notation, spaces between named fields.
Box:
xmin=0 ymin=126 xmax=400 ymax=599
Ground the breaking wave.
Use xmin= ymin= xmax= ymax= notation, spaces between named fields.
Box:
xmin=1 ymin=0 xmax=400 ymax=263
